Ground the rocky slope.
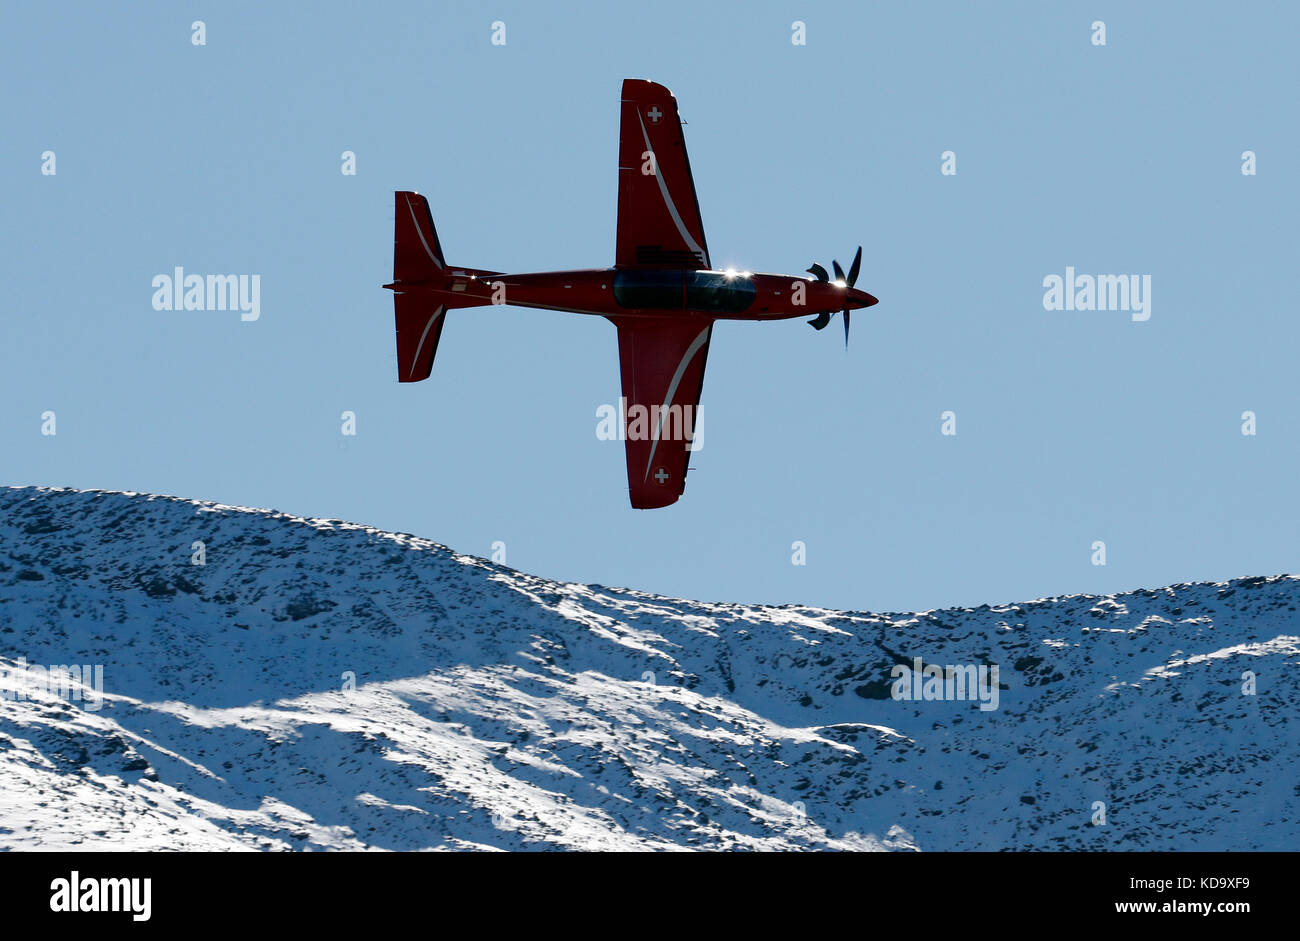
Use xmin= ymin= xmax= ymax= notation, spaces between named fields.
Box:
xmin=0 ymin=486 xmax=1294 ymax=850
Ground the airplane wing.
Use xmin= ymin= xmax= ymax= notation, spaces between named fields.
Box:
xmin=611 ymin=316 xmax=713 ymax=508
xmin=617 ymin=79 xmax=711 ymax=269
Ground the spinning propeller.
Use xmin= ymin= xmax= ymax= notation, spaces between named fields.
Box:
xmin=806 ymin=246 xmax=863 ymax=347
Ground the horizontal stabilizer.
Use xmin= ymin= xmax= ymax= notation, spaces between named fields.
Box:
xmin=394 ymin=295 xmax=447 ymax=383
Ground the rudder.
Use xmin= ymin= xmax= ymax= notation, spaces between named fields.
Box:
xmin=394 ymin=191 xmax=445 ymax=282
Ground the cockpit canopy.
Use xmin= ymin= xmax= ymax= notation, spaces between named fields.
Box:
xmin=613 ymin=269 xmax=756 ymax=313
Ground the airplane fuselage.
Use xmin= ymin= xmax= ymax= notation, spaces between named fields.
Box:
xmin=389 ymin=267 xmax=878 ymax=322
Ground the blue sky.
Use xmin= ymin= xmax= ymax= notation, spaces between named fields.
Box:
xmin=2 ymin=1 xmax=1297 ymax=612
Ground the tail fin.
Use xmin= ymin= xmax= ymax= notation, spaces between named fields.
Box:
xmin=394 ymin=191 xmax=445 ymax=282
xmin=391 ymin=192 xmax=449 ymax=382
xmin=388 ymin=191 xmax=501 ymax=382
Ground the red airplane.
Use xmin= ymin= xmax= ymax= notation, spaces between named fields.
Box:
xmin=383 ymin=78 xmax=879 ymax=509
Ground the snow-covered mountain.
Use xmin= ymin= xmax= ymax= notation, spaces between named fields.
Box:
xmin=0 ymin=486 xmax=1294 ymax=851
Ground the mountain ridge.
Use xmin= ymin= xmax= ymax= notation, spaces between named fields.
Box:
xmin=0 ymin=486 xmax=1295 ymax=850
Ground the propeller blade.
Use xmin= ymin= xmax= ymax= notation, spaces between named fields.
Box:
xmin=807 ymin=263 xmax=829 ymax=282
xmin=807 ymin=311 xmax=832 ymax=330
xmin=843 ymin=309 xmax=851 ymax=347
xmin=832 ymin=260 xmax=846 ymax=283
xmin=847 ymin=246 xmax=862 ymax=287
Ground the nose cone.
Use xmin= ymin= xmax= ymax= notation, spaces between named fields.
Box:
xmin=848 ymin=288 xmax=878 ymax=309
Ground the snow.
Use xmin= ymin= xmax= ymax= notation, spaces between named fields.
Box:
xmin=0 ymin=486 xmax=1295 ymax=850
